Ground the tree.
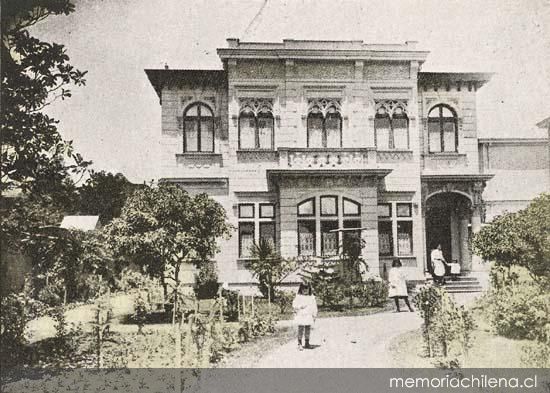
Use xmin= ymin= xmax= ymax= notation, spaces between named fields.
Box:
xmin=104 ymin=184 xmax=232 ymax=305
xmin=1 ymin=0 xmax=89 ymax=194
xmin=247 ymin=238 xmax=297 ymax=300
xmin=472 ymin=193 xmax=550 ymax=283
xmin=78 ymin=170 xmax=137 ymax=225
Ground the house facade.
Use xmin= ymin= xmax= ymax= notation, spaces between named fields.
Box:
xmin=145 ymin=39 xmax=494 ymax=286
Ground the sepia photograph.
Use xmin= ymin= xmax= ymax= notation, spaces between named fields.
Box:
xmin=1 ymin=0 xmax=549 ymax=391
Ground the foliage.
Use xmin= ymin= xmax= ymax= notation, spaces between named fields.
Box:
xmin=238 ymin=313 xmax=276 ymax=343
xmin=247 ymin=239 xmax=297 ymax=300
xmin=356 ymin=279 xmax=389 ymax=307
xmin=104 ymin=184 xmax=232 ymax=306
xmin=1 ymin=0 xmax=89 ymax=194
xmin=274 ymin=289 xmax=294 ymax=315
xmin=472 ymin=193 xmax=550 ymax=283
xmin=78 ymin=170 xmax=137 ymax=225
xmin=413 ymin=285 xmax=475 ymax=362
xmin=0 ymin=292 xmax=31 ymax=366
xmin=221 ymin=289 xmax=239 ymax=321
xmin=133 ymin=293 xmax=149 ymax=334
xmin=481 ymin=265 xmax=549 ymax=341
xmin=194 ymin=261 xmax=219 ymax=299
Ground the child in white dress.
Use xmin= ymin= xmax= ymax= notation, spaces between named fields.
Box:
xmin=388 ymin=258 xmax=414 ymax=312
xmin=292 ymin=282 xmax=318 ymax=350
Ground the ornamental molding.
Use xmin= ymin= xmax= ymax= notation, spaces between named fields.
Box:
xmin=374 ymin=99 xmax=408 ymax=116
xmin=307 ymin=98 xmax=342 ymax=116
xmin=238 ymin=97 xmax=274 ymax=115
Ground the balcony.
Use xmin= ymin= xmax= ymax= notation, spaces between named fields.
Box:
xmin=278 ymin=148 xmax=377 ymax=170
xmin=422 ymin=153 xmax=468 ymax=172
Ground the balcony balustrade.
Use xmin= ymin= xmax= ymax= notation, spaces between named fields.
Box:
xmin=278 ymin=148 xmax=377 ymax=169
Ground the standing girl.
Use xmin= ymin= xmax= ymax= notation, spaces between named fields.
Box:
xmin=388 ymin=258 xmax=414 ymax=312
xmin=292 ymin=282 xmax=318 ymax=350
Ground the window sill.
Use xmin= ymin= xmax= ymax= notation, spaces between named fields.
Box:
xmin=237 ymin=149 xmax=276 ymax=153
xmin=425 ymin=152 xmax=464 ymax=157
xmin=177 ymin=152 xmax=222 ymax=158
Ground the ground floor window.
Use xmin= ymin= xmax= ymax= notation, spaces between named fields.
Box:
xmin=297 ymin=196 xmax=361 ymax=257
xmin=238 ymin=202 xmax=275 ymax=258
xmin=298 ymin=220 xmax=316 ymax=256
xmin=378 ymin=202 xmax=413 ymax=257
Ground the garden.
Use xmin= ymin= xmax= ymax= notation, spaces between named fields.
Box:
xmin=390 ymin=194 xmax=550 ymax=369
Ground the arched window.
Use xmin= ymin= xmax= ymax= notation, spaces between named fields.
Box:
xmin=184 ymin=103 xmax=214 ymax=152
xmin=238 ymin=103 xmax=274 ymax=150
xmin=307 ymin=104 xmax=342 ymax=148
xmin=428 ymin=104 xmax=458 ymax=153
xmin=297 ymin=195 xmax=361 ymax=257
xmin=374 ymin=103 xmax=409 ymax=150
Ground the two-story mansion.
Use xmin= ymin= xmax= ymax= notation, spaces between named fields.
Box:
xmin=145 ymin=39 xmax=494 ymax=285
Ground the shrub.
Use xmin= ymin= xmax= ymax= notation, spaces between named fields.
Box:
xmin=357 ymin=279 xmax=389 ymax=307
xmin=238 ymin=313 xmax=275 ymax=343
xmin=133 ymin=293 xmax=150 ymax=334
xmin=413 ymin=285 xmax=474 ymax=362
xmin=221 ymin=289 xmax=239 ymax=321
xmin=37 ymin=285 xmax=63 ymax=307
xmin=194 ymin=261 xmax=219 ymax=299
xmin=484 ymin=266 xmax=548 ymax=341
xmin=0 ymin=293 xmax=30 ymax=366
xmin=274 ymin=290 xmax=294 ymax=315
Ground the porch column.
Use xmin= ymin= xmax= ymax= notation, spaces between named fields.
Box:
xmin=459 ymin=215 xmax=471 ymax=271
xmin=471 ymin=181 xmax=486 ymax=271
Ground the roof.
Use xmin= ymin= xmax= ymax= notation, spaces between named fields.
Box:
xmin=536 ymin=116 xmax=550 ymax=129
xmin=60 ymin=216 xmax=101 ymax=231
xmin=418 ymin=72 xmax=494 ymax=89
xmin=478 ymin=137 xmax=548 ymax=145
xmin=218 ymin=38 xmax=429 ymax=62
xmin=145 ymin=69 xmax=226 ymax=100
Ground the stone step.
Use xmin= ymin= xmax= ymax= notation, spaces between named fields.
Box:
xmin=447 ymin=287 xmax=483 ymax=293
xmin=444 ymin=285 xmax=483 ymax=291
xmin=444 ymin=280 xmax=480 ymax=286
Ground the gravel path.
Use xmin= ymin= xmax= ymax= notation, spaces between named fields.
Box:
xmin=229 ymin=310 xmax=423 ymax=368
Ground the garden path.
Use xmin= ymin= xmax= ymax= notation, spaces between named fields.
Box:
xmin=227 ymin=310 xmax=423 ymax=368
xmin=25 ymin=293 xmax=135 ymax=344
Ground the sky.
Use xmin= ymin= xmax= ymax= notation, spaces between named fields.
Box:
xmin=32 ymin=0 xmax=550 ymax=183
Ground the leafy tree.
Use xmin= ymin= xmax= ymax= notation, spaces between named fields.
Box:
xmin=1 ymin=0 xmax=89 ymax=194
xmin=472 ymin=193 xmax=550 ymax=283
xmin=78 ymin=170 xmax=137 ymax=224
xmin=104 ymin=184 xmax=232 ymax=305
xmin=247 ymin=238 xmax=297 ymax=300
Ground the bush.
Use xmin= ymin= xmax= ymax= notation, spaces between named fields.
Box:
xmin=274 ymin=290 xmax=294 ymax=315
xmin=194 ymin=262 xmax=219 ymax=299
xmin=357 ymin=279 xmax=389 ymax=307
xmin=238 ymin=313 xmax=275 ymax=343
xmin=0 ymin=293 xmax=30 ymax=366
xmin=37 ymin=285 xmax=62 ymax=307
xmin=414 ymin=285 xmax=475 ymax=362
xmin=221 ymin=289 xmax=239 ymax=321
xmin=483 ymin=266 xmax=548 ymax=341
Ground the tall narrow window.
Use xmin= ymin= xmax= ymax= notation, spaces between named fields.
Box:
xmin=374 ymin=103 xmax=409 ymax=150
xmin=428 ymin=104 xmax=458 ymax=153
xmin=238 ymin=102 xmax=274 ymax=150
xmin=307 ymin=104 xmax=342 ymax=148
xmin=375 ymin=107 xmax=392 ymax=149
xmin=298 ymin=221 xmax=316 ymax=256
xmin=239 ymin=222 xmax=254 ymax=258
xmin=184 ymin=103 xmax=214 ymax=152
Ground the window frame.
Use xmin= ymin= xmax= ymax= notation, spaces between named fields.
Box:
xmin=306 ymin=108 xmax=343 ymax=148
xmin=297 ymin=198 xmax=316 ymax=217
xmin=377 ymin=202 xmax=414 ymax=257
xmin=259 ymin=203 xmax=275 ymax=219
xmin=374 ymin=105 xmax=410 ymax=150
xmin=238 ymin=108 xmax=274 ymax=150
xmin=428 ymin=104 xmax=458 ymax=153
xmin=183 ymin=103 xmax=215 ymax=153
xmin=238 ymin=203 xmax=276 ymax=259
xmin=320 ymin=195 xmax=338 ymax=217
